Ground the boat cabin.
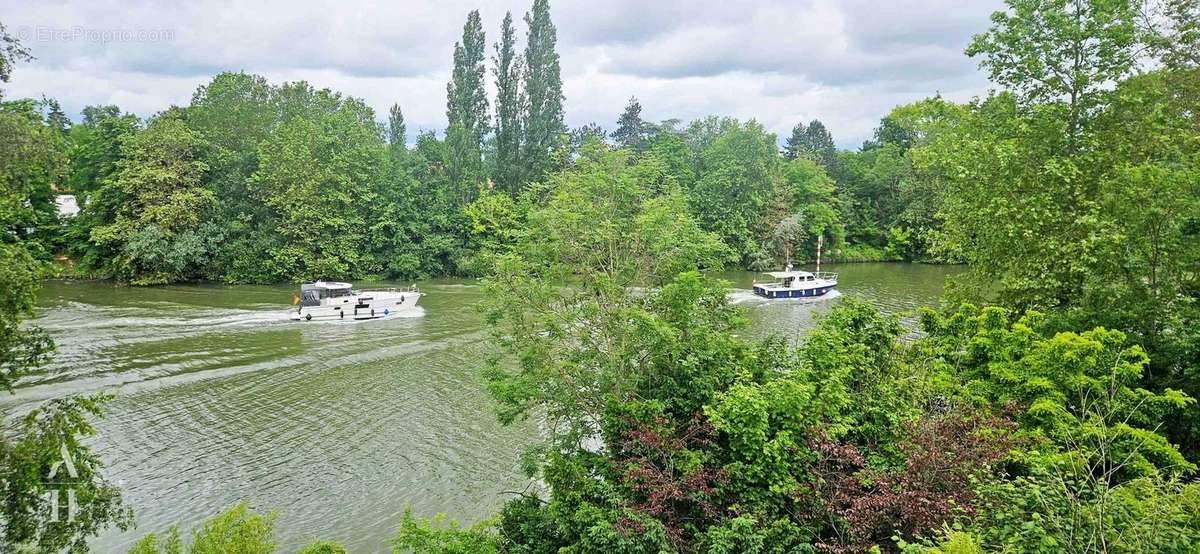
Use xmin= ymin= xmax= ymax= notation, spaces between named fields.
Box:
xmin=764 ymin=270 xmax=818 ymax=288
xmin=299 ymin=281 xmax=355 ymax=307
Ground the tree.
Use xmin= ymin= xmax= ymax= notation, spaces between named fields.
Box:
xmin=0 ymin=91 xmax=131 ymax=544
xmin=0 ymin=244 xmax=53 ymax=391
xmin=0 ymin=22 xmax=32 ymax=93
xmin=184 ymin=72 xmax=275 ymax=282
xmin=247 ymin=93 xmax=385 ymax=282
xmin=88 ymin=112 xmax=218 ymax=284
xmin=919 ymin=303 xmax=1200 ymax=552
xmin=491 ymin=11 xmax=523 ymax=194
xmin=128 ymin=503 xmax=278 ymax=554
xmin=394 ymin=508 xmax=500 ymax=554
xmin=387 ymin=103 xmax=406 ymax=160
xmin=479 ymin=147 xmax=738 ymax=550
xmin=687 ymin=120 xmax=779 ymax=265
xmin=1141 ymin=0 xmax=1200 ymax=70
xmin=66 ymin=105 xmax=140 ymax=197
xmin=371 ymin=130 xmax=472 ymax=280
xmin=0 ymin=100 xmax=67 ymax=259
xmin=519 ymin=0 xmax=565 ymax=186
xmin=568 ymin=122 xmax=606 ymax=155
xmin=482 ymin=146 xmax=730 ymax=438
xmin=612 ymin=96 xmax=646 ymax=151
xmin=782 ymin=122 xmax=806 ymax=160
xmin=1 ymin=395 xmax=134 ymax=553
xmin=446 ymin=10 xmax=489 ymax=187
xmin=43 ymin=98 xmax=69 ymax=137
xmin=966 ymin=0 xmax=1139 ymax=148
xmin=802 ymin=119 xmax=838 ymax=171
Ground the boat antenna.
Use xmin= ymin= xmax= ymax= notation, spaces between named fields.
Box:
xmin=816 ymin=234 xmax=822 ymax=274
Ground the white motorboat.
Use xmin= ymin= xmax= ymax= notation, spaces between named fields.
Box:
xmin=752 ymin=266 xmax=838 ymax=299
xmin=290 ymin=281 xmax=421 ymax=321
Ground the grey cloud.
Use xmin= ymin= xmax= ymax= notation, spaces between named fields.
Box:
xmin=0 ymin=0 xmax=1004 ymax=150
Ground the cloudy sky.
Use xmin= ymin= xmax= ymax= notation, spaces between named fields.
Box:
xmin=1 ymin=0 xmax=1004 ymax=149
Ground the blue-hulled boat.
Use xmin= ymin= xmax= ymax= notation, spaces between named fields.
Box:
xmin=752 ymin=266 xmax=838 ymax=299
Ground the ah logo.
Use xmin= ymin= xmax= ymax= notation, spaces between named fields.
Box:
xmin=45 ymin=444 xmax=79 ymax=522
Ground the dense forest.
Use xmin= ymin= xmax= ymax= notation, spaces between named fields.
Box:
xmin=2 ymin=0 xmax=1199 ymax=552
xmin=5 ymin=4 xmax=952 ymax=288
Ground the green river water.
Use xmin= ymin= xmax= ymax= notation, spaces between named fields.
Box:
xmin=8 ymin=263 xmax=960 ymax=553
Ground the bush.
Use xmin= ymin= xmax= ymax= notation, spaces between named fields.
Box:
xmin=127 ymin=503 xmax=277 ymax=554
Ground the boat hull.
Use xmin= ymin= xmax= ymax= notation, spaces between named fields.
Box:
xmin=752 ymin=284 xmax=836 ymax=299
xmin=290 ymin=291 xmax=422 ymax=321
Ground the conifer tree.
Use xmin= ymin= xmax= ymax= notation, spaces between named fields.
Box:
xmin=612 ymin=96 xmax=646 ymax=151
xmin=387 ymin=103 xmax=406 ymax=161
xmin=783 ymin=122 xmax=806 ymax=160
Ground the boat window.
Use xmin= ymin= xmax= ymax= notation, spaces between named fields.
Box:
xmin=300 ymin=289 xmax=321 ymax=306
xmin=329 ymin=288 xmax=352 ymax=298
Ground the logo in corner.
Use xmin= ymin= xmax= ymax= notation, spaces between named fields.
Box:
xmin=45 ymin=444 xmax=80 ymax=523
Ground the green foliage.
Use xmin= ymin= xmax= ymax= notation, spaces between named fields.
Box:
xmin=0 ymin=99 xmax=67 ymax=259
xmin=687 ymin=120 xmax=780 ymax=264
xmin=393 ymin=507 xmax=500 ymax=554
xmin=482 ymin=146 xmax=730 ymax=438
xmin=966 ymin=0 xmax=1139 ymax=144
xmin=446 ymin=10 xmax=489 ymax=185
xmin=1 ymin=394 xmax=133 ymax=553
xmin=970 ymin=470 xmax=1200 ymax=553
xmin=0 ymin=50 xmax=131 ymax=549
xmin=782 ymin=119 xmax=838 ymax=173
xmin=128 ymin=527 xmax=183 ymax=554
xmin=247 ymin=91 xmax=385 ymax=282
xmin=0 ymin=22 xmax=32 ymax=88
xmin=919 ymin=304 xmax=1194 ymax=479
xmin=921 ymin=1 xmax=1200 ymax=456
xmin=128 ymin=503 xmax=277 ymax=554
xmin=297 ymin=540 xmax=348 ymax=554
xmin=0 ymin=243 xmax=54 ymax=390
xmin=67 ymin=105 xmax=140 ymax=195
xmin=613 ymin=96 xmax=647 ymax=151
xmin=834 ymin=97 xmax=968 ymax=261
xmin=387 ymin=104 xmax=406 ymax=159
xmin=87 ymin=112 xmax=217 ymax=284
xmin=492 ymin=11 xmax=523 ymax=195
xmin=519 ymin=0 xmax=565 ymax=185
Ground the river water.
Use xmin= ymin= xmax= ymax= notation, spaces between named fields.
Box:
xmin=8 ymin=263 xmax=960 ymax=553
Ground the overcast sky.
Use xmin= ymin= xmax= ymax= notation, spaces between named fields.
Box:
xmin=0 ymin=0 xmax=1004 ymax=149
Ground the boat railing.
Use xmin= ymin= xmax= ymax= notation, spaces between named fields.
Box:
xmin=814 ymin=272 xmax=839 ymax=282
xmin=358 ymin=285 xmax=420 ymax=294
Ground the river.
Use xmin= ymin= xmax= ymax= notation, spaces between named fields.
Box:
xmin=7 ymin=263 xmax=960 ymax=553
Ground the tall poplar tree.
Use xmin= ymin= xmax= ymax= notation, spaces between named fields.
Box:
xmin=492 ymin=11 xmax=523 ymax=194
xmin=388 ymin=103 xmax=407 ymax=161
xmin=519 ymin=0 xmax=564 ymax=186
xmin=612 ymin=96 xmax=646 ymax=151
xmin=446 ymin=10 xmax=489 ymax=187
